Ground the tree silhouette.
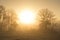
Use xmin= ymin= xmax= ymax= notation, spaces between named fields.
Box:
xmin=38 ymin=9 xmax=57 ymax=40
xmin=38 ymin=9 xmax=56 ymax=31
xmin=0 ymin=5 xmax=18 ymax=36
xmin=0 ymin=5 xmax=7 ymax=32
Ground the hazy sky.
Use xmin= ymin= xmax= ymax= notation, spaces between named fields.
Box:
xmin=0 ymin=0 xmax=60 ymax=20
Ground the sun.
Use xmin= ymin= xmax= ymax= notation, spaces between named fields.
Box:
xmin=17 ymin=9 xmax=36 ymax=24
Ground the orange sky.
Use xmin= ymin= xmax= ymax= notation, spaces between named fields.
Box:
xmin=0 ymin=0 xmax=60 ymax=20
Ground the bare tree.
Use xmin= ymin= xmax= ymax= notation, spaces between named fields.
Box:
xmin=0 ymin=5 xmax=7 ymax=32
xmin=38 ymin=9 xmax=56 ymax=31
xmin=0 ymin=5 xmax=18 ymax=36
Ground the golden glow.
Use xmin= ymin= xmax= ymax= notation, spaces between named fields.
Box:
xmin=17 ymin=9 xmax=36 ymax=24
xmin=16 ymin=8 xmax=39 ymax=31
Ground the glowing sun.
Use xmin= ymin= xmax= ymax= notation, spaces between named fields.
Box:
xmin=17 ymin=9 xmax=36 ymax=24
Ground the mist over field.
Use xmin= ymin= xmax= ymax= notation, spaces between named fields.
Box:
xmin=0 ymin=0 xmax=60 ymax=40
